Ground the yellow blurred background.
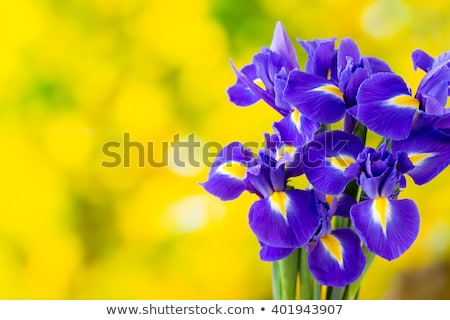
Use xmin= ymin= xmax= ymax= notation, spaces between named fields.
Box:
xmin=0 ymin=0 xmax=449 ymax=299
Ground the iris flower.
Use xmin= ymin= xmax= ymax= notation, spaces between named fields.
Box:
xmin=302 ymin=130 xmax=365 ymax=195
xmin=303 ymin=129 xmax=450 ymax=260
xmin=227 ymin=22 xmax=319 ymax=147
xmin=261 ymin=191 xmax=365 ymax=287
xmin=352 ymin=50 xmax=450 ymax=139
xmin=284 ymin=38 xmax=391 ymax=124
xmin=349 ymin=146 xmax=419 ymax=261
xmin=202 ymin=135 xmax=320 ymax=249
xmin=203 ymin=22 xmax=450 ymax=298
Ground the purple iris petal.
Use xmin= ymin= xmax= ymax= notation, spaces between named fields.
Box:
xmin=356 ymin=73 xmax=418 ymax=139
xmin=299 ymin=38 xmax=336 ymax=79
xmin=362 ymin=57 xmax=392 ymax=74
xmin=273 ymin=69 xmax=293 ymax=115
xmin=350 ymin=198 xmax=420 ymax=261
xmin=253 ymin=50 xmax=284 ymax=94
xmin=246 ymin=165 xmax=273 ymax=199
xmin=391 ymin=126 xmax=450 ymax=185
xmin=249 ymin=190 xmax=320 ymax=248
xmin=412 ymin=49 xmax=434 ymax=72
xmin=432 ymin=51 xmax=450 ymax=69
xmin=303 ymin=131 xmax=364 ymax=195
xmin=201 ymin=142 xmax=253 ymax=201
xmin=227 ymin=64 xmax=260 ymax=106
xmin=202 ymin=172 xmax=247 ymax=201
xmin=308 ymin=228 xmax=366 ymax=287
xmin=284 ymin=71 xmax=346 ymax=123
xmin=337 ymin=38 xmax=360 ymax=77
xmin=416 ymin=66 xmax=450 ymax=114
xmin=273 ymin=109 xmax=320 ymax=147
xmin=228 ymin=61 xmax=276 ymax=108
xmin=269 ymin=21 xmax=298 ymax=72
xmin=359 ymin=168 xmax=398 ymax=200
xmin=434 ymin=113 xmax=450 ymax=136
xmin=334 ymin=193 xmax=357 ymax=218
xmin=259 ymin=243 xmax=294 ymax=262
xmin=270 ymin=165 xmax=287 ymax=191
xmin=340 ymin=66 xmax=369 ymax=107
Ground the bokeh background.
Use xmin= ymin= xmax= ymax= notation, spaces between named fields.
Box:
xmin=1 ymin=0 xmax=450 ymax=299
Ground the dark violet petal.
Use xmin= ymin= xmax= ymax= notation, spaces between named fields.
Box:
xmin=275 ymin=146 xmax=305 ymax=179
xmin=379 ymin=170 xmax=399 ymax=198
xmin=343 ymin=112 xmax=357 ymax=135
xmin=247 ymin=165 xmax=273 ymax=199
xmin=259 ymin=243 xmax=295 ymax=262
xmin=270 ymin=21 xmax=299 ymax=71
xmin=201 ymin=171 xmax=246 ymax=201
xmin=343 ymin=162 xmax=361 ymax=178
xmin=299 ymin=38 xmax=336 ymax=78
xmin=341 ymin=67 xmax=369 ymax=107
xmin=337 ymin=38 xmax=360 ymax=76
xmin=356 ymin=73 xmax=418 ymax=139
xmin=434 ymin=113 xmax=450 ymax=136
xmin=334 ymin=193 xmax=357 ymax=218
xmin=396 ymin=151 xmax=415 ymax=173
xmin=253 ymin=51 xmax=276 ymax=93
xmin=412 ymin=111 xmax=442 ymax=129
xmin=412 ymin=49 xmax=434 ymax=72
xmin=417 ymin=66 xmax=450 ymax=112
xmin=284 ymin=190 xmax=321 ymax=246
xmin=359 ymin=173 xmax=382 ymax=199
xmin=303 ymin=131 xmax=364 ymax=195
xmin=201 ymin=142 xmax=252 ymax=200
xmin=346 ymin=105 xmax=358 ymax=118
xmin=227 ymin=64 xmax=259 ymax=106
xmin=227 ymin=83 xmax=260 ymax=106
xmin=230 ymin=61 xmax=276 ymax=108
xmin=391 ymin=126 xmax=450 ymax=185
xmin=284 ymin=71 xmax=346 ymax=123
xmin=432 ymin=50 xmax=450 ymax=69
xmin=304 ymin=165 xmax=355 ymax=196
xmin=308 ymin=228 xmax=365 ymax=287
xmin=249 ymin=190 xmax=320 ymax=248
xmin=249 ymin=197 xmax=297 ymax=248
xmin=273 ymin=69 xmax=294 ymax=115
xmin=273 ymin=109 xmax=320 ymax=147
xmin=270 ymin=166 xmax=286 ymax=192
xmin=209 ymin=141 xmax=253 ymax=169
xmin=421 ymin=96 xmax=446 ymax=116
xmin=363 ymin=57 xmax=392 ymax=74
xmin=351 ymin=198 xmax=420 ymax=261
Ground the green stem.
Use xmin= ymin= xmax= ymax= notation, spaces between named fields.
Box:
xmin=272 ymin=249 xmax=299 ymax=299
xmin=352 ymin=121 xmax=367 ymax=143
xmin=326 ymin=286 xmax=346 ymax=300
xmin=299 ymin=248 xmax=321 ymax=299
xmin=343 ymin=247 xmax=376 ymax=299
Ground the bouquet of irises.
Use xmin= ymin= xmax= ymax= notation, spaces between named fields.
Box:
xmin=202 ymin=22 xmax=450 ymax=299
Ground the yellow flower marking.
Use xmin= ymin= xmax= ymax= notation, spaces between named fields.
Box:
xmin=270 ymin=191 xmax=289 ymax=217
xmin=253 ymin=78 xmax=266 ymax=90
xmin=389 ymin=95 xmax=420 ymax=108
xmin=220 ymin=161 xmax=247 ymax=179
xmin=372 ymin=197 xmax=390 ymax=236
xmin=291 ymin=108 xmax=302 ymax=132
xmin=321 ymin=234 xmax=344 ymax=267
xmin=314 ymin=85 xmax=344 ymax=100
xmin=328 ymin=155 xmax=355 ymax=171
xmin=408 ymin=152 xmax=435 ymax=166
